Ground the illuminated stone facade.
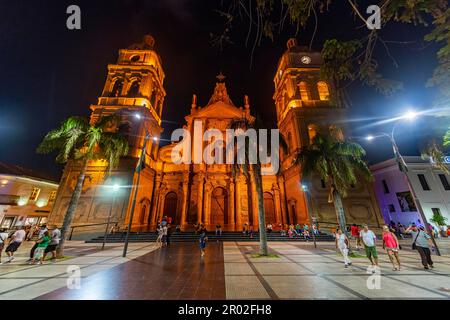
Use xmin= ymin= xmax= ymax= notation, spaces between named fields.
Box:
xmin=48 ymin=36 xmax=383 ymax=235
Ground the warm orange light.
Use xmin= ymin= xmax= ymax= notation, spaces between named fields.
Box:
xmin=299 ymin=82 xmax=310 ymax=101
xmin=317 ymin=81 xmax=330 ymax=100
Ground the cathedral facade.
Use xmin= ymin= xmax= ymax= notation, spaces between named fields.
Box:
xmin=48 ymin=36 xmax=383 ymax=235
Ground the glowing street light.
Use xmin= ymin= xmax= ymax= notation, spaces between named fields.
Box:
xmin=134 ymin=113 xmax=141 ymax=120
xmin=103 ymin=181 xmax=121 ymax=250
xmin=123 ymin=113 xmax=158 ymax=257
xmin=402 ymin=110 xmax=417 ymax=121
xmin=365 ymin=110 xmax=441 ymax=255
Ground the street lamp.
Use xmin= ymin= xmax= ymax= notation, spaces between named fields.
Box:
xmin=301 ymin=183 xmax=317 ymax=248
xmin=102 ymin=181 xmax=120 ymax=250
xmin=122 ymin=115 xmax=158 ymax=257
xmin=366 ymin=110 xmax=441 ymax=256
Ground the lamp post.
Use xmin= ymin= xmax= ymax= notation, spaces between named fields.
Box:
xmin=123 ymin=113 xmax=159 ymax=257
xmin=301 ymin=183 xmax=317 ymax=248
xmin=366 ymin=111 xmax=441 ymax=256
xmin=102 ymin=183 xmax=119 ymax=250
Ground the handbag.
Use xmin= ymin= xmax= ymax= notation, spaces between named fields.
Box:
xmin=412 ymin=231 xmax=420 ymax=250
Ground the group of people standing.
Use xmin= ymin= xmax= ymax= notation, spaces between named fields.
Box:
xmin=0 ymin=224 xmax=61 ymax=265
xmin=336 ymin=223 xmax=436 ymax=271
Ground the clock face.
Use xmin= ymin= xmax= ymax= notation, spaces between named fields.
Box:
xmin=301 ymin=56 xmax=311 ymax=64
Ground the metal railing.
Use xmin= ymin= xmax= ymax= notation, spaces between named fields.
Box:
xmin=69 ymin=222 xmax=118 ymax=240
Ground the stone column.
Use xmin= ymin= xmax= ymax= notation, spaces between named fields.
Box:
xmin=235 ymin=175 xmax=244 ymax=230
xmin=228 ymin=179 xmax=235 ymax=229
xmin=197 ymin=173 xmax=205 ymax=224
xmin=278 ymin=175 xmax=288 ymax=225
xmin=150 ymin=174 xmax=162 ymax=225
xmin=204 ymin=182 xmax=212 ymax=227
xmin=180 ymin=173 xmax=189 ymax=228
xmin=272 ymin=183 xmax=282 ymax=225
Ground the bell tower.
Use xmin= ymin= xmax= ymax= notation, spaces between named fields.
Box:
xmin=274 ymin=38 xmax=383 ymax=229
xmin=48 ymin=35 xmax=166 ymax=235
xmin=273 ymin=38 xmax=345 ymax=154
xmin=90 ymin=34 xmax=165 ymax=158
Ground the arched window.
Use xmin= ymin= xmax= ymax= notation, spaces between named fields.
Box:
xmin=308 ymin=124 xmax=318 ymax=143
xmin=111 ymin=79 xmax=124 ymax=97
xmin=127 ymin=80 xmax=141 ymax=97
xmin=317 ymin=81 xmax=330 ymax=100
xmin=140 ymin=205 xmax=147 ymax=224
xmin=299 ymin=82 xmax=310 ymax=101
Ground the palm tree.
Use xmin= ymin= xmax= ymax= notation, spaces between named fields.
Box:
xmin=229 ymin=116 xmax=269 ymax=256
xmin=293 ymin=126 xmax=373 ymax=234
xmin=37 ymin=115 xmax=129 ymax=257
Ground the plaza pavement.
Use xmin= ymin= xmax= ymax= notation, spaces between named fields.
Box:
xmin=1 ymin=238 xmax=450 ymax=300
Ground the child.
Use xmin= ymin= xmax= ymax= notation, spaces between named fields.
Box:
xmin=156 ymin=224 xmax=163 ymax=246
xmin=30 ymin=231 xmax=50 ymax=265
xmin=199 ymin=232 xmax=208 ymax=257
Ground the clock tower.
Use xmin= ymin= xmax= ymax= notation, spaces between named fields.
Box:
xmin=275 ymin=38 xmax=383 ymax=228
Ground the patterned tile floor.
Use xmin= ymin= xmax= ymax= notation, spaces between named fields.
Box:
xmin=1 ymin=239 xmax=450 ymax=300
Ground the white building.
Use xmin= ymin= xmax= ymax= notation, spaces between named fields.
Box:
xmin=371 ymin=156 xmax=450 ymax=228
xmin=0 ymin=162 xmax=59 ymax=229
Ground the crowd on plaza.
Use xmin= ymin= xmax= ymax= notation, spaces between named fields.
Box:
xmin=0 ymin=224 xmax=61 ymax=265
xmin=335 ymin=222 xmax=439 ymax=271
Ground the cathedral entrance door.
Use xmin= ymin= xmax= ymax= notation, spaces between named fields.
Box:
xmin=263 ymin=192 xmax=276 ymax=224
xmin=210 ymin=187 xmax=228 ymax=226
xmin=163 ymin=192 xmax=178 ymax=224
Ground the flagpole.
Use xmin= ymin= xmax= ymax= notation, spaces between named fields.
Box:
xmin=123 ymin=133 xmax=151 ymax=257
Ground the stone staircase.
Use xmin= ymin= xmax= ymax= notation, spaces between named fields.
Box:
xmin=86 ymin=231 xmax=335 ymax=243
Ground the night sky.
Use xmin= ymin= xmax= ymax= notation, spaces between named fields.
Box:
xmin=0 ymin=0 xmax=445 ymax=181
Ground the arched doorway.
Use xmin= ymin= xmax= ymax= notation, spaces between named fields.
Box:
xmin=210 ymin=187 xmax=228 ymax=226
xmin=264 ymin=192 xmax=276 ymax=224
xmin=163 ymin=192 xmax=178 ymax=223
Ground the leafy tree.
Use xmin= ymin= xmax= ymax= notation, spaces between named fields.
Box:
xmin=37 ymin=115 xmax=129 ymax=257
xmin=430 ymin=210 xmax=448 ymax=227
xmin=444 ymin=127 xmax=450 ymax=147
xmin=293 ymin=126 xmax=373 ymax=233
xmin=213 ymin=0 xmax=448 ymax=106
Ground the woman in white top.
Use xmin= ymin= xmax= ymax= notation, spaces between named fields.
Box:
xmin=336 ymin=229 xmax=352 ymax=267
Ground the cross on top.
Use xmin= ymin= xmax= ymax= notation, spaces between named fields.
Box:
xmin=216 ymin=72 xmax=226 ymax=82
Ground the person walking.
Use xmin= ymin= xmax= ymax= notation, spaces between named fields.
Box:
xmin=215 ymin=224 xmax=222 ymax=236
xmin=165 ymin=224 xmax=173 ymax=246
xmin=27 ymin=224 xmax=47 ymax=262
xmin=360 ymin=224 xmax=379 ymax=270
xmin=43 ymin=226 xmax=61 ymax=262
xmin=0 ymin=228 xmax=9 ymax=264
xmin=406 ymin=223 xmax=435 ymax=269
xmin=382 ymin=225 xmax=401 ymax=271
xmin=161 ymin=224 xmax=168 ymax=246
xmin=350 ymin=224 xmax=361 ymax=249
xmin=5 ymin=226 xmax=26 ymax=263
xmin=249 ymin=225 xmax=254 ymax=238
xmin=30 ymin=231 xmax=51 ymax=265
xmin=199 ymin=230 xmax=208 ymax=257
xmin=156 ymin=224 xmax=163 ymax=246
xmin=335 ymin=228 xmax=352 ymax=268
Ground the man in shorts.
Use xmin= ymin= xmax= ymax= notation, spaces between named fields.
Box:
xmin=44 ymin=225 xmax=61 ymax=261
xmin=360 ymin=224 xmax=379 ymax=271
xmin=5 ymin=226 xmax=26 ymax=263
